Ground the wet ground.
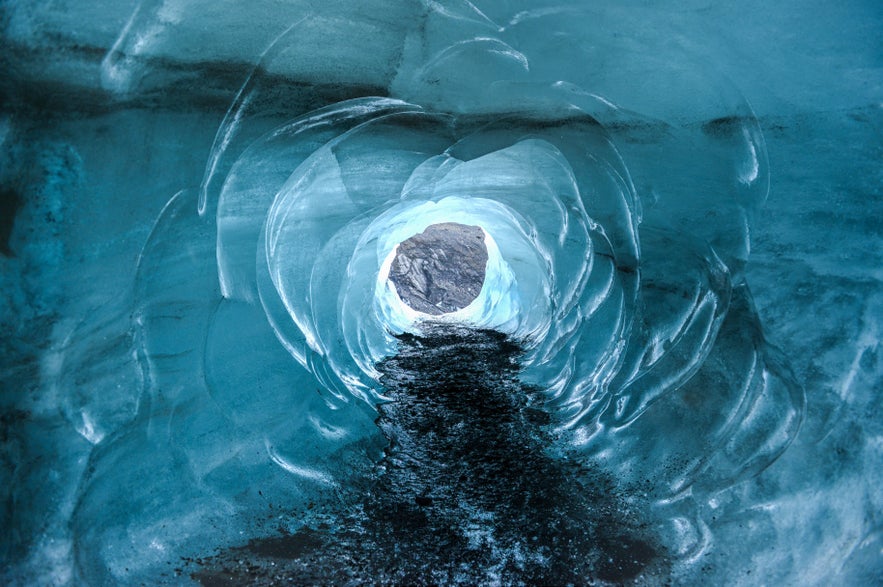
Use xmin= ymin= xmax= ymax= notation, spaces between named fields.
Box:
xmin=192 ymin=325 xmax=666 ymax=585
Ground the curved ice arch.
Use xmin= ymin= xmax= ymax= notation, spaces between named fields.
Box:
xmin=248 ymin=106 xmax=637 ymax=406
xmin=261 ymin=133 xmax=632 ymax=401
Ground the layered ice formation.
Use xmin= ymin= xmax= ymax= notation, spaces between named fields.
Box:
xmin=1 ymin=0 xmax=881 ymax=585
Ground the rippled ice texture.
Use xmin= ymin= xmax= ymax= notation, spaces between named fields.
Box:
xmin=1 ymin=0 xmax=881 ymax=585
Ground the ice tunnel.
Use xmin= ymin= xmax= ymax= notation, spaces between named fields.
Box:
xmin=1 ymin=1 xmax=881 ymax=585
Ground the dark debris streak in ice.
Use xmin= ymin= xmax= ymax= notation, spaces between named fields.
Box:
xmin=191 ymin=325 xmax=666 ymax=586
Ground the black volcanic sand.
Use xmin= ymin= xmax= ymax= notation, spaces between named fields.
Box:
xmin=192 ymin=325 xmax=667 ymax=585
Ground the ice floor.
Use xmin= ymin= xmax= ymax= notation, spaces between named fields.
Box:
xmin=1 ymin=1 xmax=881 ymax=585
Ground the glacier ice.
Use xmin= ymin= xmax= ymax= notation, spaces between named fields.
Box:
xmin=1 ymin=0 xmax=881 ymax=585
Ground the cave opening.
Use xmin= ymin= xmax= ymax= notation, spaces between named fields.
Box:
xmin=387 ymin=222 xmax=489 ymax=317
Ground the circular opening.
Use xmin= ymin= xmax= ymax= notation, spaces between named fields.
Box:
xmin=387 ymin=222 xmax=489 ymax=316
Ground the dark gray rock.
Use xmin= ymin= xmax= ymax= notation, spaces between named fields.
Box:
xmin=388 ymin=222 xmax=488 ymax=315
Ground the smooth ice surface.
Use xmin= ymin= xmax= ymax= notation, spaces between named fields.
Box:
xmin=1 ymin=1 xmax=881 ymax=585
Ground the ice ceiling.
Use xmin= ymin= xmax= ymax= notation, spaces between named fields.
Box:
xmin=1 ymin=0 xmax=881 ymax=585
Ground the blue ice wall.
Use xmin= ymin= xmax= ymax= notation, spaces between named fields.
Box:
xmin=1 ymin=1 xmax=881 ymax=585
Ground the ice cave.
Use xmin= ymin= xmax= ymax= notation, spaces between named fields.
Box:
xmin=1 ymin=0 xmax=881 ymax=585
